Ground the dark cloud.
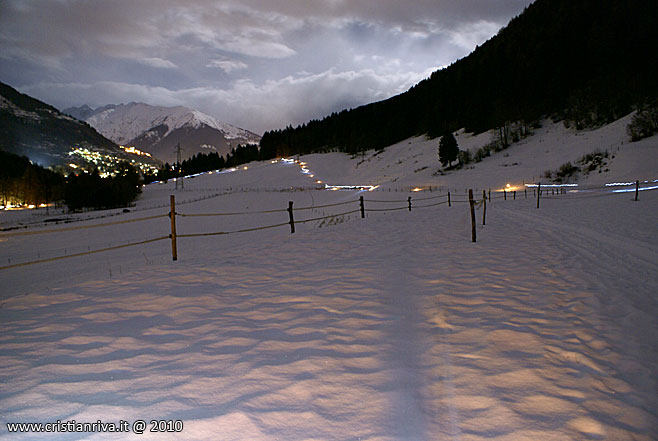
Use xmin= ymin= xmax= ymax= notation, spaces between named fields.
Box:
xmin=0 ymin=0 xmax=533 ymax=134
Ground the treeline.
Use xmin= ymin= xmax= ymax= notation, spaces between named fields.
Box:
xmin=148 ymin=144 xmax=262 ymax=182
xmin=0 ymin=151 xmax=65 ymax=208
xmin=259 ymin=0 xmax=658 ymax=156
xmin=0 ymin=150 xmax=142 ymax=211
xmin=64 ymin=162 xmax=141 ymax=210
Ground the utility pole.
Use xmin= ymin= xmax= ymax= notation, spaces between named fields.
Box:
xmin=175 ymin=142 xmax=184 ymax=190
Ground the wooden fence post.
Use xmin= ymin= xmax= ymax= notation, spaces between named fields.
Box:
xmin=513 ymin=191 xmax=516 ymax=200
xmin=288 ymin=201 xmax=295 ymax=234
xmin=448 ymin=191 xmax=451 ymax=207
xmin=169 ymin=195 xmax=178 ymax=261
xmin=635 ymin=180 xmax=639 ymax=201
xmin=408 ymin=196 xmax=412 ymax=212
xmin=537 ymin=183 xmax=541 ymax=209
xmin=504 ymin=189 xmax=507 ymax=200
xmin=482 ymin=190 xmax=487 ymax=226
xmin=469 ymin=189 xmax=476 ymax=243
xmin=359 ymin=196 xmax=365 ymax=218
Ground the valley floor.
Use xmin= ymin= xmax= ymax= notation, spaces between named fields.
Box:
xmin=1 ymin=185 xmax=656 ymax=441
xmin=1 ymin=119 xmax=657 ymax=440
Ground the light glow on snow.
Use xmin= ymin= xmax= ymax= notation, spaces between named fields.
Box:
xmin=525 ymin=183 xmax=579 ymax=188
xmin=499 ymin=183 xmax=523 ymax=192
xmin=613 ymin=185 xmax=658 ymax=193
xmin=324 ymin=184 xmax=379 ymax=191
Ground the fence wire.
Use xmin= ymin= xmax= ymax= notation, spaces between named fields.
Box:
xmin=294 ymin=200 xmax=357 ymax=211
xmin=177 ymin=221 xmax=291 ymax=238
xmin=0 ymin=236 xmax=169 ymax=270
xmin=364 ymin=198 xmax=409 ymax=203
xmin=179 ymin=208 xmax=287 ymax=217
xmin=177 ymin=208 xmax=361 ymax=238
xmin=297 ymin=209 xmax=361 ymax=223
xmin=365 ymin=206 xmax=410 ymax=212
xmin=412 ymin=193 xmax=449 ymax=202
xmin=0 ymin=213 xmax=169 ymax=237
xmin=414 ymin=200 xmax=450 ymax=209
xmin=178 ymin=199 xmax=356 ymax=217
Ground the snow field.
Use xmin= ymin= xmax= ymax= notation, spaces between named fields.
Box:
xmin=1 ymin=115 xmax=657 ymax=440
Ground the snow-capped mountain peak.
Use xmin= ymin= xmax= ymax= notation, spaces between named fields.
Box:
xmin=79 ymin=103 xmax=258 ymax=145
xmin=66 ymin=102 xmax=261 ymax=163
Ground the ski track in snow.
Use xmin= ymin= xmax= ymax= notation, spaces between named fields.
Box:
xmin=1 ymin=119 xmax=657 ymax=440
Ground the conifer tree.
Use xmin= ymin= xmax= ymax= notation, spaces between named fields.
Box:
xmin=438 ymin=132 xmax=459 ymax=167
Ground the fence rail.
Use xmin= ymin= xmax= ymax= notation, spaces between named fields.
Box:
xmin=1 ymin=179 xmax=653 ymax=269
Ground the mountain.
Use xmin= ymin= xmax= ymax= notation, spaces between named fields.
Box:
xmin=259 ymin=0 xmax=658 ymax=157
xmin=65 ymin=103 xmax=261 ymax=164
xmin=0 ymin=81 xmax=159 ymax=171
xmin=64 ymin=104 xmax=116 ymax=121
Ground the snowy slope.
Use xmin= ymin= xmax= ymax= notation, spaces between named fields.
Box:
xmin=306 ymin=115 xmax=656 ymax=192
xmin=0 ymin=115 xmax=657 ymax=441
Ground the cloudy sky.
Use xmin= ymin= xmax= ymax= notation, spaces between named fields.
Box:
xmin=0 ymin=0 xmax=533 ymax=134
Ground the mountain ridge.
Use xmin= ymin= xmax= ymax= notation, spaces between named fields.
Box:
xmin=0 ymin=81 xmax=160 ymax=171
xmin=65 ymin=103 xmax=261 ymax=164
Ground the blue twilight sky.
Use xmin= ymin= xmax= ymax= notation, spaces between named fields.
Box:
xmin=0 ymin=0 xmax=533 ymax=134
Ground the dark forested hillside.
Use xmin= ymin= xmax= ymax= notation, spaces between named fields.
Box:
xmin=0 ymin=82 xmax=162 ymax=172
xmin=260 ymin=0 xmax=658 ymax=157
xmin=0 ymin=82 xmax=123 ymax=167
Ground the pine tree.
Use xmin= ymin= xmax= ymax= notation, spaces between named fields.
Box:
xmin=438 ymin=132 xmax=459 ymax=167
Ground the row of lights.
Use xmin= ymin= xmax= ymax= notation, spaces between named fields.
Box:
xmin=276 ymin=158 xmax=379 ymax=191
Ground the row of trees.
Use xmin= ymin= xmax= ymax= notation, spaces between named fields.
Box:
xmin=0 ymin=151 xmax=65 ymax=208
xmin=0 ymin=150 xmax=142 ymax=211
xmin=147 ymin=144 xmax=261 ymax=183
xmin=64 ymin=162 xmax=141 ymax=210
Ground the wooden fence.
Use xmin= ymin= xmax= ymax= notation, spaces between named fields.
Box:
xmin=0 ymin=180 xmax=650 ymax=268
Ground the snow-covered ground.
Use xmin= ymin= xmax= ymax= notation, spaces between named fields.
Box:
xmin=1 ymin=116 xmax=657 ymax=440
